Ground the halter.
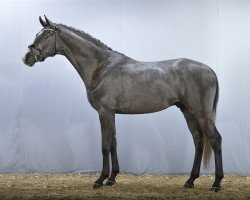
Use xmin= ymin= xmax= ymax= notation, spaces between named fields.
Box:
xmin=28 ymin=25 xmax=60 ymax=62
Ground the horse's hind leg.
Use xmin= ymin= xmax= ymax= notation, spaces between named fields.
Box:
xmin=181 ymin=107 xmax=204 ymax=188
xmin=199 ymin=118 xmax=224 ymax=192
xmin=211 ymin=125 xmax=224 ymax=192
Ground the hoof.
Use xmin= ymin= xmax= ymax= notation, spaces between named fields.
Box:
xmin=105 ymin=180 xmax=116 ymax=186
xmin=93 ymin=182 xmax=103 ymax=189
xmin=184 ymin=182 xmax=194 ymax=188
xmin=210 ymin=186 xmax=221 ymax=192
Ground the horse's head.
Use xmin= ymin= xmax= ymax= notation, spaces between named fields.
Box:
xmin=22 ymin=16 xmax=59 ymax=67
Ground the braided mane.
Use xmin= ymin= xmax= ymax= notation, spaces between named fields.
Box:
xmin=58 ymin=24 xmax=112 ymax=51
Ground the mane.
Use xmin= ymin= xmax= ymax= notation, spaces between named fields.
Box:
xmin=58 ymin=24 xmax=112 ymax=51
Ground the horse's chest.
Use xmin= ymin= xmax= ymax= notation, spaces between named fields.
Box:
xmin=86 ymin=92 xmax=100 ymax=110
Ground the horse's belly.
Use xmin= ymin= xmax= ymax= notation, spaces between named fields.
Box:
xmin=115 ymin=91 xmax=175 ymax=114
xmin=115 ymin=105 xmax=171 ymax=114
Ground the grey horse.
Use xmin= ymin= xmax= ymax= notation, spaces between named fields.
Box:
xmin=22 ymin=16 xmax=224 ymax=192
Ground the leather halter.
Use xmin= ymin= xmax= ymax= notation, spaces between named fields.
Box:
xmin=28 ymin=25 xmax=60 ymax=62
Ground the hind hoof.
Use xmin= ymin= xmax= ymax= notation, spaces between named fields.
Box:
xmin=105 ymin=180 xmax=116 ymax=186
xmin=210 ymin=186 xmax=221 ymax=192
xmin=93 ymin=182 xmax=103 ymax=189
xmin=184 ymin=182 xmax=194 ymax=188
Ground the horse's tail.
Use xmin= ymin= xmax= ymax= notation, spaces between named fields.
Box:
xmin=203 ymin=73 xmax=219 ymax=168
xmin=212 ymin=78 xmax=219 ymax=122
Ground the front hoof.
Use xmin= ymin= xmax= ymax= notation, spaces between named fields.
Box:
xmin=105 ymin=180 xmax=116 ymax=186
xmin=93 ymin=182 xmax=103 ymax=189
xmin=184 ymin=182 xmax=194 ymax=188
xmin=210 ymin=186 xmax=221 ymax=192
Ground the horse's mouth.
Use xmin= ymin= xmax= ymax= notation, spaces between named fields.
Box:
xmin=26 ymin=62 xmax=35 ymax=67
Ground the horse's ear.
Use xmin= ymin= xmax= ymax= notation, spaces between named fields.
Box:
xmin=44 ymin=15 xmax=54 ymax=27
xmin=39 ymin=16 xmax=47 ymax=27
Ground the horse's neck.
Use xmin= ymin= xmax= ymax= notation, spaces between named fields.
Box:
xmin=58 ymin=28 xmax=111 ymax=88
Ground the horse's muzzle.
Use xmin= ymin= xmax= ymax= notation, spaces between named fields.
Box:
xmin=22 ymin=51 xmax=35 ymax=67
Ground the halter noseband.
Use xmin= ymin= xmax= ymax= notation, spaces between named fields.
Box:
xmin=28 ymin=25 xmax=60 ymax=62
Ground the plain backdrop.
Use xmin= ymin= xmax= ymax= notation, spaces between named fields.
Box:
xmin=0 ymin=0 xmax=249 ymax=175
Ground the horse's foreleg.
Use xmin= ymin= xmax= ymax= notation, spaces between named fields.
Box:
xmin=93 ymin=108 xmax=115 ymax=189
xmin=105 ymin=132 xmax=119 ymax=186
xmin=182 ymin=108 xmax=203 ymax=188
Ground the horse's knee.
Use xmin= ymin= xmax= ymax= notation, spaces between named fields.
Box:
xmin=102 ymin=147 xmax=110 ymax=155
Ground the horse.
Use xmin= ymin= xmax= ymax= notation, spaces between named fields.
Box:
xmin=22 ymin=16 xmax=224 ymax=192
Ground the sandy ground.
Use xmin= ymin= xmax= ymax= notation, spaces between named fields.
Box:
xmin=0 ymin=173 xmax=249 ymax=200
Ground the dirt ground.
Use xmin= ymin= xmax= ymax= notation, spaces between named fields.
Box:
xmin=0 ymin=173 xmax=249 ymax=200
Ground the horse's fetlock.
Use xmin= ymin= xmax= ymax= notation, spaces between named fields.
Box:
xmin=191 ymin=173 xmax=199 ymax=179
xmin=112 ymin=169 xmax=119 ymax=175
xmin=101 ymin=172 xmax=109 ymax=179
xmin=216 ymin=175 xmax=224 ymax=180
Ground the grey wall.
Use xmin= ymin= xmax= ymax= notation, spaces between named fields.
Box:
xmin=0 ymin=0 xmax=249 ymax=175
